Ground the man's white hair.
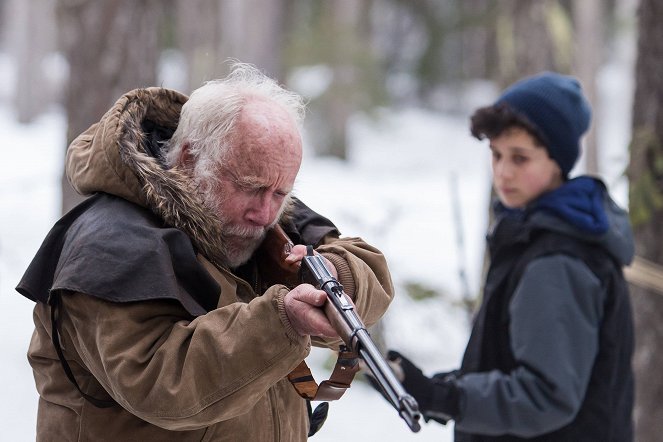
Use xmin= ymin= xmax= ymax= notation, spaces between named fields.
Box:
xmin=164 ymin=62 xmax=306 ymax=179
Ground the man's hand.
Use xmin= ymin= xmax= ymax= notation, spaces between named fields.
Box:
xmin=284 ymin=283 xmax=339 ymax=338
xmin=285 ymin=244 xmax=338 ymax=279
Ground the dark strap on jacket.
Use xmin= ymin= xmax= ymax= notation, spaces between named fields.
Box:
xmin=48 ymin=292 xmax=116 ymax=408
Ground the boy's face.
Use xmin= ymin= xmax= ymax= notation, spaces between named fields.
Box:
xmin=489 ymin=127 xmax=563 ymax=208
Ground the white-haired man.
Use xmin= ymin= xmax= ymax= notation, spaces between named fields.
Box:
xmin=17 ymin=63 xmax=394 ymax=441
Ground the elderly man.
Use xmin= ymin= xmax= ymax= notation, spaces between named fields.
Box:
xmin=17 ymin=63 xmax=394 ymax=441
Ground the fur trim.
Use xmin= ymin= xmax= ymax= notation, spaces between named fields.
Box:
xmin=115 ymin=89 xmax=230 ymax=267
xmin=113 ymin=88 xmax=293 ymax=269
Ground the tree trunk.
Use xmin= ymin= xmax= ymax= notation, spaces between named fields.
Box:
xmin=174 ymin=0 xmax=220 ymax=92
xmin=218 ymin=0 xmax=287 ymax=82
xmin=56 ymin=0 xmax=162 ymax=214
xmin=572 ymin=0 xmax=602 ymax=175
xmin=8 ymin=0 xmax=58 ymax=123
xmin=496 ymin=0 xmax=561 ymax=86
xmin=628 ymin=0 xmax=663 ymax=439
xmin=310 ymin=0 xmax=367 ymax=160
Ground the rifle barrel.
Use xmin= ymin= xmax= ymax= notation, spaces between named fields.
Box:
xmin=302 ymin=254 xmax=422 ymax=432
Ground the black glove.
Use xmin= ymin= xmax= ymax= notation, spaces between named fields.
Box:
xmin=385 ymin=350 xmax=461 ymax=425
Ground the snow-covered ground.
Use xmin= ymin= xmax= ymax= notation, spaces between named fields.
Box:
xmin=1 ymin=106 xmax=65 ymax=441
xmin=0 ymin=38 xmax=634 ymax=441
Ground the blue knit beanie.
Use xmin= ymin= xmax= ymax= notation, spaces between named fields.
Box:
xmin=496 ymin=71 xmax=592 ymax=177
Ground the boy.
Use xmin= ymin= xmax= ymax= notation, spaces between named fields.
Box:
xmin=377 ymin=72 xmax=635 ymax=441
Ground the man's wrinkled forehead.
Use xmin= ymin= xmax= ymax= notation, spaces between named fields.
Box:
xmin=219 ymin=101 xmax=302 ymax=189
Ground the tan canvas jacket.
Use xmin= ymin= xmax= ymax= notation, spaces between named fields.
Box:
xmin=25 ymin=87 xmax=394 ymax=441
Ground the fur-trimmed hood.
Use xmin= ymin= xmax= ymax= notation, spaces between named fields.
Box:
xmin=67 ymin=87 xmax=231 ymax=268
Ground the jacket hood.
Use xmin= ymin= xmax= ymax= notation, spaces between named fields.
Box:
xmin=65 ymin=87 xmax=242 ymax=268
xmin=527 ymin=177 xmax=635 ymax=266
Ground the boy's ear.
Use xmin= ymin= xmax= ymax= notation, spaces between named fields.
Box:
xmin=552 ymin=160 xmax=565 ymax=182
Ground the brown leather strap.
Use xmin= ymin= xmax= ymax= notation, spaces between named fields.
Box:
xmin=288 ymin=349 xmax=360 ymax=401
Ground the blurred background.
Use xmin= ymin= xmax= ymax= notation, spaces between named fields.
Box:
xmin=2 ymin=0 xmax=663 ymax=440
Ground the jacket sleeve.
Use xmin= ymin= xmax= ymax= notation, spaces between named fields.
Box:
xmin=312 ymin=235 xmax=395 ymax=348
xmin=58 ymin=285 xmax=310 ymax=431
xmin=454 ymin=254 xmax=605 ymax=437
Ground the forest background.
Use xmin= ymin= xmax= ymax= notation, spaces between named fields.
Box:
xmin=2 ymin=0 xmax=663 ymax=440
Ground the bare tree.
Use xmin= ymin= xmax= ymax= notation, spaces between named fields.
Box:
xmin=6 ymin=0 xmax=58 ymax=123
xmin=495 ymin=0 xmax=569 ymax=87
xmin=287 ymin=0 xmax=378 ymax=159
xmin=315 ymin=0 xmax=367 ymax=159
xmin=628 ymin=0 xmax=663 ymax=439
xmin=174 ymin=0 xmax=220 ymax=92
xmin=218 ymin=0 xmax=287 ymax=81
xmin=172 ymin=0 xmax=289 ymax=94
xmin=572 ymin=0 xmax=602 ymax=175
xmin=56 ymin=0 xmax=163 ymax=213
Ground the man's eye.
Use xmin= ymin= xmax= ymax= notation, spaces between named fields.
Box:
xmin=234 ymin=182 xmax=259 ymax=195
xmin=513 ymin=155 xmax=528 ymax=164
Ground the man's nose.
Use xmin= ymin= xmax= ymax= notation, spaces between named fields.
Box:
xmin=245 ymin=196 xmax=274 ymax=226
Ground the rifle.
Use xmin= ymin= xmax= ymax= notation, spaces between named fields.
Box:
xmin=260 ymin=225 xmax=421 ymax=432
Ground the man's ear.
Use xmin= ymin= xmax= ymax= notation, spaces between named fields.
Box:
xmin=177 ymin=142 xmax=194 ymax=171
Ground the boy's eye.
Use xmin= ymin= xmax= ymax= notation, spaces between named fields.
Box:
xmin=513 ymin=155 xmax=528 ymax=164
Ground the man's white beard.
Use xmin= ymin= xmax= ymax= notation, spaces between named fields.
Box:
xmin=221 ymin=223 xmax=267 ymax=268
xmin=195 ymin=173 xmax=283 ymax=269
